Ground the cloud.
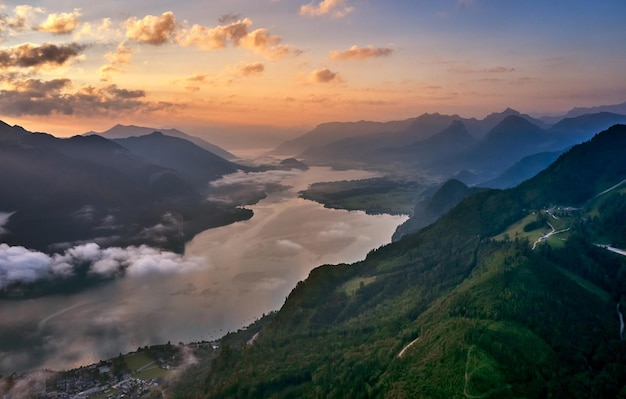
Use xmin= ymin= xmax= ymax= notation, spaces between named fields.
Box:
xmin=300 ymin=0 xmax=354 ymax=18
xmin=310 ymin=68 xmax=342 ymax=83
xmin=0 ymin=42 xmax=86 ymax=70
xmin=176 ymin=18 xmax=250 ymax=50
xmin=0 ymin=78 xmax=173 ymax=117
xmin=210 ymin=170 xmax=297 ymax=188
xmin=125 ymin=11 xmax=177 ymax=45
xmin=137 ymin=212 xmax=183 ymax=244
xmin=186 ymin=74 xmax=208 ymax=83
xmin=208 ymin=170 xmax=294 ymax=205
xmin=9 ymin=77 xmax=71 ymax=96
xmin=218 ymin=13 xmax=241 ymax=24
xmin=4 ymin=5 xmax=44 ymax=31
xmin=237 ymin=62 xmax=264 ymax=76
xmin=0 ymin=244 xmax=52 ymax=288
xmin=0 ymin=212 xmax=13 ymax=235
xmin=0 ymin=370 xmax=56 ymax=398
xmin=99 ymin=42 xmax=133 ymax=80
xmin=448 ymin=65 xmax=516 ymax=73
xmin=35 ymin=9 xmax=82 ymax=34
xmin=485 ymin=66 xmax=516 ymax=73
xmin=329 ymin=45 xmax=393 ymax=61
xmin=75 ymin=17 xmax=115 ymax=40
xmin=177 ymin=18 xmax=301 ymax=60
xmin=0 ymin=242 xmax=206 ymax=290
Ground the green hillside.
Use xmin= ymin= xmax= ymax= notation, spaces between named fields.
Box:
xmin=171 ymin=125 xmax=626 ymax=398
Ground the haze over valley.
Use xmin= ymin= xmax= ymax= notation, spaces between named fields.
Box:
xmin=1 ymin=1 xmax=626 ymax=398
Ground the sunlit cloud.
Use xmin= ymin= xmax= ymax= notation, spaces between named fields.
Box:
xmin=35 ymin=9 xmax=81 ymax=35
xmin=300 ymin=0 xmax=354 ymax=18
xmin=3 ymin=5 xmax=44 ymax=32
xmin=329 ymin=45 xmax=393 ymax=61
xmin=125 ymin=11 xmax=177 ymax=45
xmin=99 ymin=42 xmax=133 ymax=81
xmin=75 ymin=17 xmax=116 ymax=40
xmin=177 ymin=18 xmax=250 ymax=50
xmin=310 ymin=68 xmax=342 ymax=83
xmin=177 ymin=17 xmax=301 ymax=60
xmin=175 ymin=62 xmax=265 ymax=93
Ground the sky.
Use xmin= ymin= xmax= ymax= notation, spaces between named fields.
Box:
xmin=0 ymin=0 xmax=624 ymax=139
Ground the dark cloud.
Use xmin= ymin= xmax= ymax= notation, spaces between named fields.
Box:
xmin=12 ymin=78 xmax=71 ymax=97
xmin=0 ymin=43 xmax=87 ymax=70
xmin=105 ymin=84 xmax=146 ymax=99
xmin=218 ymin=13 xmax=241 ymax=24
xmin=0 ymin=79 xmax=173 ymax=117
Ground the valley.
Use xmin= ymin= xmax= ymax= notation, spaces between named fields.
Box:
xmin=1 ymin=1 xmax=626 ymax=397
xmin=2 ymin=113 xmax=626 ymax=399
xmin=0 ymin=165 xmax=406 ymax=375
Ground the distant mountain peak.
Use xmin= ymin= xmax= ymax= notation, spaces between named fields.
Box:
xmin=503 ymin=107 xmax=520 ymax=114
xmin=495 ymin=114 xmax=539 ymax=129
xmin=84 ymin=124 xmax=235 ymax=160
xmin=484 ymin=107 xmax=521 ymax=120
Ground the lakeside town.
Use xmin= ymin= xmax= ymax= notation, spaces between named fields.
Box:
xmin=0 ymin=341 xmax=219 ymax=399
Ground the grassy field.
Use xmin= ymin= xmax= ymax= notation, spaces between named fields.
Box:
xmin=493 ymin=211 xmax=572 ymax=249
xmin=125 ymin=352 xmax=170 ymax=380
xmin=340 ymin=276 xmax=377 ymax=295
xmin=492 ymin=213 xmax=544 ymax=243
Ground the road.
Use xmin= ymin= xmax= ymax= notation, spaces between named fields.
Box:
xmin=532 ymin=222 xmax=570 ymax=250
xmin=397 ymin=337 xmax=419 ymax=358
xmin=593 ymin=178 xmax=626 ymax=199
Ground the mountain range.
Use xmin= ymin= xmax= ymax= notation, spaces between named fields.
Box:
xmin=174 ymin=123 xmax=626 ymax=398
xmin=541 ymin=100 xmax=626 ymax=124
xmin=0 ymin=121 xmax=249 ymax=264
xmin=84 ymin=124 xmax=236 ymax=160
xmin=280 ymin=109 xmax=626 ymax=183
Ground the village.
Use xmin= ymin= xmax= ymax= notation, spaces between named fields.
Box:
xmin=0 ymin=341 xmax=219 ymax=399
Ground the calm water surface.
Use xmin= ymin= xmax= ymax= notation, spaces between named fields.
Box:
xmin=0 ymin=167 xmax=407 ymax=373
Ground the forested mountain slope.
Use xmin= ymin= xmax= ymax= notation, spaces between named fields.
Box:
xmin=174 ymin=125 xmax=626 ymax=398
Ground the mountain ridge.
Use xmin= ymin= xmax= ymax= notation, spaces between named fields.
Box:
xmin=85 ymin=124 xmax=236 ymax=160
xmin=0 ymin=122 xmax=251 ymax=260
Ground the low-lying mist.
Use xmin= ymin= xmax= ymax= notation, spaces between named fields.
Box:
xmin=0 ymin=167 xmax=407 ymax=374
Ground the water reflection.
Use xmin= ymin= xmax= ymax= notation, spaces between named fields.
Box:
xmin=0 ymin=167 xmax=407 ymax=373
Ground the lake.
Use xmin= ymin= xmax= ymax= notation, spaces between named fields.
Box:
xmin=0 ymin=167 xmax=407 ymax=373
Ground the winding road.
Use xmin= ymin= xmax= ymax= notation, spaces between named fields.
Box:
xmin=531 ymin=222 xmax=570 ymax=250
xmin=397 ymin=337 xmax=419 ymax=358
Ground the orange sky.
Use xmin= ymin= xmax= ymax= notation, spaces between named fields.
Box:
xmin=0 ymin=0 xmax=624 ymax=142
